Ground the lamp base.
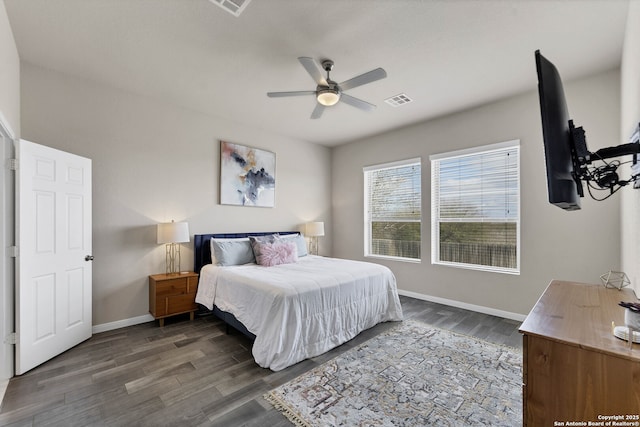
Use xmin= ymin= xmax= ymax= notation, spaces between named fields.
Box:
xmin=165 ymin=243 xmax=182 ymax=275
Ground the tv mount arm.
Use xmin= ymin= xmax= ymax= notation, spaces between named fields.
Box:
xmin=570 ymin=120 xmax=640 ymax=197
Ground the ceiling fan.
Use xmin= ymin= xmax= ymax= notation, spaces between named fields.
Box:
xmin=267 ymin=57 xmax=387 ymax=119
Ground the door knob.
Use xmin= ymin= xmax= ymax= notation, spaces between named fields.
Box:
xmin=85 ymin=255 xmax=94 ymax=261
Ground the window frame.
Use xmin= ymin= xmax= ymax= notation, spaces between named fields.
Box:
xmin=363 ymin=157 xmax=422 ymax=263
xmin=430 ymin=140 xmax=520 ymax=275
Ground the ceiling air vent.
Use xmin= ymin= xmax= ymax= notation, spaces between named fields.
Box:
xmin=208 ymin=0 xmax=252 ymax=17
xmin=384 ymin=93 xmax=413 ymax=107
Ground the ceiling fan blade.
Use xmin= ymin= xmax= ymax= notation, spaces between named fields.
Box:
xmin=310 ymin=103 xmax=326 ymax=119
xmin=267 ymin=90 xmax=316 ymax=98
xmin=298 ymin=57 xmax=328 ymax=86
xmin=339 ymin=68 xmax=387 ymax=91
xmin=340 ymin=94 xmax=376 ymax=112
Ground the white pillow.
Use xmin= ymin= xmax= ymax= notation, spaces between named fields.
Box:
xmin=279 ymin=233 xmax=308 ymax=257
xmin=209 ymin=237 xmax=253 ymax=266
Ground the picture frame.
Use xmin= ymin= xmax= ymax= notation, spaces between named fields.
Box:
xmin=220 ymin=141 xmax=276 ymax=207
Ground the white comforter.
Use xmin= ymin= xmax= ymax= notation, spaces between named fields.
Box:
xmin=195 ymin=255 xmax=403 ymax=371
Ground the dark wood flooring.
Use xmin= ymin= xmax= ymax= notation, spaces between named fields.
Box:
xmin=0 ymin=296 xmax=523 ymax=426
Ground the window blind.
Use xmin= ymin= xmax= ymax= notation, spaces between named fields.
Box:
xmin=364 ymin=158 xmax=421 ymax=261
xmin=431 ymin=141 xmax=520 ymax=273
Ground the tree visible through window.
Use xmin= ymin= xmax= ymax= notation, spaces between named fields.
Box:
xmin=431 ymin=141 xmax=520 ymax=274
xmin=364 ymin=158 xmax=421 ymax=261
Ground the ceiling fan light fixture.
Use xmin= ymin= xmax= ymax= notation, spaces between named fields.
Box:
xmin=267 ymin=57 xmax=387 ymax=118
xmin=316 ymin=89 xmax=340 ymax=106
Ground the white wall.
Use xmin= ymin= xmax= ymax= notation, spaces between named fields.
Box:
xmin=0 ymin=0 xmax=18 ymax=382
xmin=332 ymin=70 xmax=621 ymax=317
xmin=20 ymin=63 xmax=332 ymax=327
xmin=621 ymin=1 xmax=640 ymax=298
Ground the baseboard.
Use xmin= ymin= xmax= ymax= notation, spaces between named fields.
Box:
xmin=0 ymin=378 xmax=8 ymax=409
xmin=92 ymin=313 xmax=155 ymax=334
xmin=398 ymin=289 xmax=527 ymax=322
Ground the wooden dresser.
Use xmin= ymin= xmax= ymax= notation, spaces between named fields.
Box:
xmin=519 ymin=280 xmax=640 ymax=426
xmin=149 ymin=272 xmax=199 ymax=326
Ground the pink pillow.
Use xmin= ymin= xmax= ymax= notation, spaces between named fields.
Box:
xmin=254 ymin=241 xmax=298 ymax=267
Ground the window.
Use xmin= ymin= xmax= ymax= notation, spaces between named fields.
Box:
xmin=431 ymin=140 xmax=520 ymax=274
xmin=364 ymin=158 xmax=421 ymax=261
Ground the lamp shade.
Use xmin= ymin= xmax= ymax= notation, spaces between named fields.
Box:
xmin=157 ymin=221 xmax=190 ymax=244
xmin=305 ymin=221 xmax=325 ymax=237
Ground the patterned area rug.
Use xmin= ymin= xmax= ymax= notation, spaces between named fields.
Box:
xmin=265 ymin=320 xmax=522 ymax=426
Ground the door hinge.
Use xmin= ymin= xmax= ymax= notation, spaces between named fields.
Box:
xmin=4 ymin=332 xmax=16 ymax=345
xmin=6 ymin=158 xmax=17 ymax=171
xmin=8 ymin=246 xmax=18 ymax=257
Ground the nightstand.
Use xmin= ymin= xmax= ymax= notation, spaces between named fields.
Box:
xmin=148 ymin=272 xmax=199 ymax=326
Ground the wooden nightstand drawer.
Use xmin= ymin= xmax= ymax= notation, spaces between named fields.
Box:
xmin=155 ymin=277 xmax=189 ymax=297
xmin=155 ymin=294 xmax=197 ymax=317
xmin=149 ymin=272 xmax=199 ymax=326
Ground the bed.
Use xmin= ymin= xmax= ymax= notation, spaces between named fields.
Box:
xmin=193 ymin=231 xmax=403 ymax=371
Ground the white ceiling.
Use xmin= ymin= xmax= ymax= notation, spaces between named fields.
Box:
xmin=3 ymin=0 xmax=630 ymax=146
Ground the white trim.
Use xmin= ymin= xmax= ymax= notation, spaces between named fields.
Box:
xmin=429 ymin=139 xmax=519 ymax=161
xmin=363 ymin=157 xmax=421 ymax=172
xmin=0 ymin=113 xmax=13 ymax=382
xmin=0 ymin=378 xmax=8 ymax=407
xmin=92 ymin=314 xmax=154 ymax=334
xmin=0 ymin=111 xmax=15 ymax=140
xmin=434 ymin=260 xmax=520 ymax=275
xmin=365 ymin=254 xmax=422 ymax=264
xmin=398 ymin=289 xmax=527 ymax=322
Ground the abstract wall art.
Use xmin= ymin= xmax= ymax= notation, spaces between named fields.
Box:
xmin=220 ymin=141 xmax=276 ymax=207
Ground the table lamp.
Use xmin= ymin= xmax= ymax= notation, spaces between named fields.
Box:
xmin=157 ymin=220 xmax=190 ymax=274
xmin=305 ymin=221 xmax=325 ymax=255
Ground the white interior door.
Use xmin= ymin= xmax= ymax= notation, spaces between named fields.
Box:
xmin=15 ymin=139 xmax=92 ymax=375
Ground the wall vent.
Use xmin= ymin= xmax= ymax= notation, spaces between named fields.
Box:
xmin=384 ymin=93 xmax=413 ymax=107
xmin=208 ymin=0 xmax=252 ymax=17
